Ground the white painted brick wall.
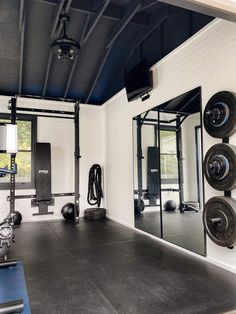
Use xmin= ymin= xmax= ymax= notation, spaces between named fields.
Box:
xmin=0 ymin=97 xmax=103 ymax=221
xmin=103 ymin=18 xmax=236 ymax=272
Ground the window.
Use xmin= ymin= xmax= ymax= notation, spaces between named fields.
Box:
xmin=0 ymin=114 xmax=37 ymax=189
xmin=160 ymin=129 xmax=178 ymax=183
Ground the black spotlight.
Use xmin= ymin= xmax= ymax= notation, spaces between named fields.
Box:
xmin=50 ymin=13 xmax=80 ymax=61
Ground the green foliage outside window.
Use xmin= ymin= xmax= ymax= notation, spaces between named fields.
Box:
xmin=0 ymin=119 xmax=32 ymax=183
xmin=160 ymin=130 xmax=178 ymax=180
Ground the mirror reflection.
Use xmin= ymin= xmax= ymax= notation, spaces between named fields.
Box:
xmin=133 ymin=87 xmax=205 ymax=255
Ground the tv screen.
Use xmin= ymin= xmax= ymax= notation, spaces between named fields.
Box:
xmin=124 ymin=59 xmax=153 ymax=102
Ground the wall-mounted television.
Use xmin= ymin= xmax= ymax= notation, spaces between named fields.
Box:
xmin=124 ymin=59 xmax=153 ymax=102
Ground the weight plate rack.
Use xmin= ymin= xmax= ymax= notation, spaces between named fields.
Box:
xmin=203 ymin=91 xmax=236 ymax=248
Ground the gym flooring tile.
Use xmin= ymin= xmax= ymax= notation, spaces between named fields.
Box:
xmin=135 ymin=210 xmax=205 ymax=255
xmin=9 ymin=219 xmax=236 ymax=314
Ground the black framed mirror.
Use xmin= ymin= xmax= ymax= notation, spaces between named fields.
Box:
xmin=133 ymin=87 xmax=206 ymax=256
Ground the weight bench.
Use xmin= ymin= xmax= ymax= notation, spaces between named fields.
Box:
xmin=147 ymin=147 xmax=160 ymax=205
xmin=0 ymin=261 xmax=31 ymax=313
xmin=181 ymin=201 xmax=199 ymax=213
xmin=32 ymin=143 xmax=54 ymax=216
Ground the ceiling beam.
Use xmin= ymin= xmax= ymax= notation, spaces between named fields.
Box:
xmin=42 ymin=53 xmax=53 ymax=97
xmin=42 ymin=0 xmax=72 ymax=97
xmin=56 ymin=0 xmax=73 ymax=36
xmin=85 ymin=1 xmax=165 ymax=104
xmin=139 ymin=0 xmax=163 ymax=12
xmin=158 ymin=0 xmax=236 ymax=23
xmin=83 ymin=0 xmax=111 ymax=44
xmin=127 ymin=14 xmax=167 ymax=62
xmin=85 ymin=45 xmax=113 ymax=103
xmin=63 ymin=15 xmax=91 ymax=99
xmin=50 ymin=0 xmax=65 ymax=39
xmin=109 ymin=9 xmax=170 ymax=98
xmin=42 ymin=0 xmax=66 ymax=97
xmin=62 ymin=0 xmax=111 ymax=100
xmin=36 ymin=0 xmax=149 ymax=27
xmin=44 ymin=0 xmax=110 ymax=99
xmin=106 ymin=0 xmax=142 ymax=49
xmin=63 ymin=58 xmax=77 ymax=99
xmin=84 ymin=0 xmax=144 ymax=103
xmin=18 ymin=0 xmax=25 ymax=94
xmin=63 ymin=0 xmax=159 ymax=100
xmin=113 ymin=8 xmax=186 ymax=90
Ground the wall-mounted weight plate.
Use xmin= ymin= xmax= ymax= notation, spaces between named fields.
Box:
xmin=203 ymin=91 xmax=236 ymax=138
xmin=203 ymin=196 xmax=236 ymax=247
xmin=204 ymin=143 xmax=236 ymax=191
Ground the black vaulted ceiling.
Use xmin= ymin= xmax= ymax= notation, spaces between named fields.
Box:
xmin=0 ymin=0 xmax=213 ymax=105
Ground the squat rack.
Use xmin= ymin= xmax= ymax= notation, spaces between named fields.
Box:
xmin=134 ymin=108 xmax=189 ymax=220
xmin=7 ymin=97 xmax=80 ymax=223
xmin=9 ymin=98 xmax=17 ymax=216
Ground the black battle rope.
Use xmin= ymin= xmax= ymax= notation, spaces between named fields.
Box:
xmin=87 ymin=164 xmax=103 ymax=207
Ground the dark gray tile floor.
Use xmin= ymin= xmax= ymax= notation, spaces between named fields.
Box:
xmin=8 ymin=219 xmax=236 ymax=314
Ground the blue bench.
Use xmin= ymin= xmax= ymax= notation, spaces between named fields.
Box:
xmin=0 ymin=261 xmax=31 ymax=314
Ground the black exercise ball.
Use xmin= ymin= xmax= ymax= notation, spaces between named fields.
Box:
xmin=61 ymin=203 xmax=78 ymax=221
xmin=13 ymin=211 xmax=22 ymax=225
xmin=134 ymin=199 xmax=144 ymax=216
xmin=164 ymin=200 xmax=177 ymax=211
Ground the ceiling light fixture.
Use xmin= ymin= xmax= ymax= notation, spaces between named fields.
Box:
xmin=50 ymin=13 xmax=80 ymax=61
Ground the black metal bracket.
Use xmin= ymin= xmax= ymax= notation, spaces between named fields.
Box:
xmin=222 ymin=137 xmax=229 ymax=144
xmin=31 ymin=198 xmax=55 ymax=207
xmin=31 ymin=198 xmax=55 ymax=216
xmin=7 ymin=192 xmax=75 ymax=201
xmin=224 ymin=191 xmax=231 ymax=197
xmin=222 ymin=137 xmax=231 ymax=197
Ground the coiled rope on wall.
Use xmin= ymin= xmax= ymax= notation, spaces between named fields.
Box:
xmin=87 ymin=164 xmax=103 ymax=207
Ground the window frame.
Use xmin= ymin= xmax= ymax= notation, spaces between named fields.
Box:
xmin=160 ymin=125 xmax=179 ymax=185
xmin=0 ymin=113 xmax=37 ymax=190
